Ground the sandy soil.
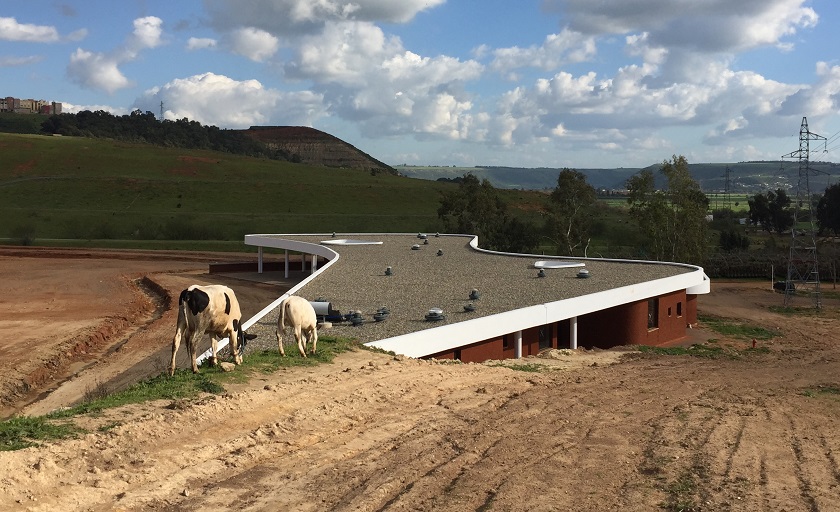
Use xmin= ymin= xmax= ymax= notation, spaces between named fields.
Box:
xmin=2 ymin=247 xmax=840 ymax=511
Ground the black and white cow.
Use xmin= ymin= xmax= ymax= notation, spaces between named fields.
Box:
xmin=170 ymin=284 xmax=256 ymax=375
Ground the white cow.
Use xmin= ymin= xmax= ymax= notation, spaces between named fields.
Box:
xmin=170 ymin=284 xmax=255 ymax=375
xmin=276 ymin=296 xmax=318 ymax=357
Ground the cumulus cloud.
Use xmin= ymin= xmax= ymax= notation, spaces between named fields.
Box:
xmin=67 ymin=48 xmax=131 ymax=94
xmin=490 ymin=28 xmax=596 ymax=73
xmin=204 ymin=0 xmax=446 ymax=35
xmin=133 ymin=72 xmax=327 ymax=128
xmin=66 ymin=16 xmax=164 ymax=94
xmin=0 ymin=16 xmax=60 ymax=42
xmin=227 ymin=27 xmax=279 ymax=61
xmin=545 ymin=0 xmax=817 ymax=51
xmin=186 ymin=37 xmax=217 ymax=50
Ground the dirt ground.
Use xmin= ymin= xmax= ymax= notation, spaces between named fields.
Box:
xmin=2 ymin=247 xmax=840 ymax=511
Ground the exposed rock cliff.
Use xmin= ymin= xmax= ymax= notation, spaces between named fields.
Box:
xmin=242 ymin=126 xmax=396 ymax=175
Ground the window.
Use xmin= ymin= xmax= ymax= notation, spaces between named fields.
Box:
xmin=453 ymin=349 xmax=462 ymax=361
xmin=677 ymin=302 xmax=683 ymax=317
xmin=503 ymin=335 xmax=510 ymax=350
xmin=648 ymin=298 xmax=659 ymax=329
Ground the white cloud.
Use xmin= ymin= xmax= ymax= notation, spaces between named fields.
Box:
xmin=547 ymin=0 xmax=817 ymax=52
xmin=0 ymin=16 xmax=60 ymax=43
xmin=129 ymin=16 xmax=164 ymax=51
xmin=66 ymin=16 xmax=164 ymax=94
xmin=134 ymin=72 xmax=327 ymax=128
xmin=204 ymin=0 xmax=446 ymax=34
xmin=0 ymin=55 xmax=43 ymax=67
xmin=186 ymin=37 xmax=217 ymax=50
xmin=490 ymin=29 xmax=597 ymax=73
xmin=66 ymin=48 xmax=131 ymax=94
xmin=227 ymin=27 xmax=279 ymax=62
xmin=61 ymin=102 xmax=129 ymax=116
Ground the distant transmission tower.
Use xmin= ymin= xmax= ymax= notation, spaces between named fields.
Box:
xmin=723 ymin=165 xmax=732 ymax=211
xmin=782 ymin=117 xmax=826 ymax=309
xmin=159 ymin=101 xmax=164 ymax=121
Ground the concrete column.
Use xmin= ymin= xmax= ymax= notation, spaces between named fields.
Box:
xmin=284 ymin=250 xmax=289 ymax=279
xmin=515 ymin=330 xmax=523 ymax=359
xmin=570 ymin=316 xmax=578 ymax=350
xmin=257 ymin=246 xmax=264 ymax=274
xmin=311 ymin=254 xmax=318 ymax=273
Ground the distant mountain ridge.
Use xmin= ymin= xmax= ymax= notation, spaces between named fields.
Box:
xmin=397 ymin=161 xmax=840 ymax=193
xmin=243 ymin=126 xmax=396 ymax=175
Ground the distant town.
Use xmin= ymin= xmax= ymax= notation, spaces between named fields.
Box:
xmin=0 ymin=96 xmax=62 ymax=115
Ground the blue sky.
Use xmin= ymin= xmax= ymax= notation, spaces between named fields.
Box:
xmin=2 ymin=0 xmax=839 ymax=169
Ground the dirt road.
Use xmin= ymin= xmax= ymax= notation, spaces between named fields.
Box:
xmin=1 ymin=248 xmax=840 ymax=511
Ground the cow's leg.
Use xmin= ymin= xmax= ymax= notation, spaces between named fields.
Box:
xmin=229 ymin=329 xmax=242 ymax=365
xmin=188 ymin=331 xmax=202 ymax=373
xmin=295 ymin=325 xmax=307 ymax=357
xmin=276 ymin=326 xmax=286 ymax=356
xmin=210 ymin=334 xmax=222 ymax=366
xmin=170 ymin=327 xmax=185 ymax=376
xmin=311 ymin=326 xmax=318 ymax=355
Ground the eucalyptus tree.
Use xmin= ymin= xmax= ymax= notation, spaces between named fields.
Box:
xmin=626 ymin=155 xmax=709 ymax=264
xmin=547 ymin=168 xmax=596 ymax=256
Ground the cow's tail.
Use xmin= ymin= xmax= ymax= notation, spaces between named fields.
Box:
xmin=279 ymin=298 xmax=288 ymax=334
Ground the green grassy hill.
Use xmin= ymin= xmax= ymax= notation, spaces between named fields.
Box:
xmin=0 ymin=133 xmax=548 ymax=250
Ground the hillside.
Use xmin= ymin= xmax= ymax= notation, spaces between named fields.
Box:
xmin=243 ymin=126 xmax=396 ymax=174
xmin=399 ymin=161 xmax=840 ymax=193
xmin=0 ymin=133 xmax=547 ymax=247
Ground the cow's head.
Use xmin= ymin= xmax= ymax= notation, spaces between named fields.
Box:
xmin=232 ymin=318 xmax=257 ymax=354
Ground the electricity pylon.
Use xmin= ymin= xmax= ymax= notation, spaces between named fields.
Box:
xmin=782 ymin=117 xmax=825 ymax=309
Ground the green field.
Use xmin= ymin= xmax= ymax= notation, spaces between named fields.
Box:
xmin=0 ymin=133 xmax=550 ymax=249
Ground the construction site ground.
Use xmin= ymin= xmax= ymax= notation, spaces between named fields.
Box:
xmin=1 ymin=246 xmax=839 ymax=511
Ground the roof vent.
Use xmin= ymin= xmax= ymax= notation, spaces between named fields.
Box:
xmin=411 ymin=244 xmax=421 ymax=250
xmin=538 ymin=268 xmax=546 ymax=278
xmin=464 ymin=303 xmax=476 ymax=312
xmin=425 ymin=307 xmax=445 ymax=321
xmin=423 ymin=239 xmax=429 ymax=245
xmin=385 ymin=266 xmax=393 ymax=276
xmin=469 ymin=289 xmax=480 ymax=300
xmin=350 ymin=310 xmax=364 ymax=326
xmin=437 ymin=249 xmax=443 ymax=256
xmin=417 ymin=233 xmax=427 ymax=239
xmin=373 ymin=307 xmax=390 ymax=322
xmin=577 ymin=269 xmax=591 ymax=278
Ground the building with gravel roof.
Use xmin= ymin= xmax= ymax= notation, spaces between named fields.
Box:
xmin=234 ymin=233 xmax=710 ymax=364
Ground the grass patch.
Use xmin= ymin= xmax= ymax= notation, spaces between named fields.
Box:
xmin=662 ymin=471 xmax=699 ymax=512
xmin=499 ymin=363 xmax=545 ymax=372
xmin=699 ymin=315 xmax=777 ymax=341
xmin=0 ymin=416 xmax=83 ymax=451
xmin=801 ymin=384 xmax=840 ymax=398
xmin=638 ymin=344 xmax=729 ymax=359
xmin=0 ymin=336 xmax=358 ymax=451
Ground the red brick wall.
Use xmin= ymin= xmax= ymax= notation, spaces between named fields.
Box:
xmin=423 ymin=290 xmax=694 ymax=362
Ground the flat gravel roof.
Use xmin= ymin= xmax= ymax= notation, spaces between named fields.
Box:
xmin=243 ymin=234 xmax=695 ymax=352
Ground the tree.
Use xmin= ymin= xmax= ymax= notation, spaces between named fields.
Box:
xmin=817 ymin=183 xmax=840 ymax=235
xmin=626 ymin=155 xmax=709 ymax=263
xmin=748 ymin=189 xmax=793 ymax=234
xmin=547 ymin=168 xmax=596 ymax=255
xmin=437 ymin=173 xmax=539 ymax=253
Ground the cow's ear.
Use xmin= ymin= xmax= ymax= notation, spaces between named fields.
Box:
xmin=223 ymin=293 xmax=231 ymax=315
xmin=188 ymin=289 xmax=210 ymax=315
xmin=178 ymin=289 xmax=190 ymax=305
